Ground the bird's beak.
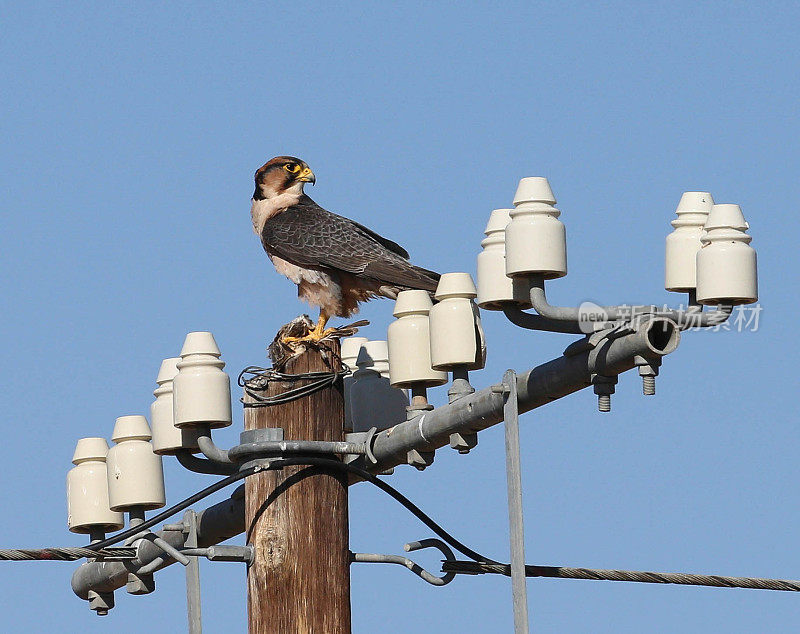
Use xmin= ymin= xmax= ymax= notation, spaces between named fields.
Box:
xmin=297 ymin=166 xmax=316 ymax=184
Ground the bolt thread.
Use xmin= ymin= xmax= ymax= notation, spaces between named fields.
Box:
xmin=642 ymin=375 xmax=656 ymax=396
xmin=598 ymin=394 xmax=611 ymax=412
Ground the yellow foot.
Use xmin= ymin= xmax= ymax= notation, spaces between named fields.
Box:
xmin=280 ymin=327 xmax=338 ymax=346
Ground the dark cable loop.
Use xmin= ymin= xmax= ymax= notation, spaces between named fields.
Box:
xmin=237 ymin=350 xmax=351 ymax=408
xmin=266 ymin=457 xmax=499 ymax=565
xmin=75 ymin=456 xmax=494 ymax=564
xmin=82 ymin=466 xmax=258 ymax=551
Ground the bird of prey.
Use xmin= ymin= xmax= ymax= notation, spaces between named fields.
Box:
xmin=251 ymin=156 xmax=440 ymax=343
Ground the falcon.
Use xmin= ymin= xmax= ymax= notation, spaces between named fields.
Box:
xmin=251 ymin=156 xmax=440 ymax=343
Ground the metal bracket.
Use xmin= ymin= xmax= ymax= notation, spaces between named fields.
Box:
xmin=502 ymin=369 xmax=530 ymax=633
xmin=406 ymin=449 xmax=435 ymax=471
xmin=126 ymin=571 xmax=155 ymax=595
xmin=141 ymin=533 xmax=191 ymax=566
xmin=350 ymin=538 xmax=456 ymax=586
xmin=87 ymin=590 xmax=114 ymax=616
xmin=449 ymin=432 xmax=478 ymax=454
xmin=448 ymin=370 xmax=475 ymax=403
xmin=184 ymin=510 xmax=202 ymax=634
xmin=343 ymin=427 xmax=379 ymax=466
xmin=181 ymin=545 xmax=255 ymax=564
xmin=227 ymin=427 xmax=366 ymax=464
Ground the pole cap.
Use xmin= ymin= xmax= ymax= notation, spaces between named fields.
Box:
xmin=484 ymin=208 xmax=513 ymax=234
xmin=703 ymin=203 xmax=749 ymax=231
xmin=513 ymin=177 xmax=556 ymax=206
xmin=111 ymin=415 xmax=152 ymax=442
xmin=393 ymin=289 xmax=433 ymax=317
xmin=72 ymin=437 xmax=110 ymax=464
xmin=434 ymin=272 xmax=477 ymax=300
xmin=155 ymin=357 xmax=180 ymax=384
xmin=180 ymin=331 xmax=221 ymax=357
xmin=676 ymin=191 xmax=714 ymax=213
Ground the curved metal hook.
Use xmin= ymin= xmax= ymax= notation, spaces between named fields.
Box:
xmin=350 ymin=538 xmax=456 ymax=586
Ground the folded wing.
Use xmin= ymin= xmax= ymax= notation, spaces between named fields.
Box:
xmin=260 ymin=195 xmax=440 ymax=292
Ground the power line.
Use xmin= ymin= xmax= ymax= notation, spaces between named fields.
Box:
xmin=0 ymin=547 xmax=135 ymax=562
xmin=443 ymin=561 xmax=800 ymax=592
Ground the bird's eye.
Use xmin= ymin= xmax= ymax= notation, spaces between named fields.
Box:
xmin=284 ymin=163 xmax=300 ymax=173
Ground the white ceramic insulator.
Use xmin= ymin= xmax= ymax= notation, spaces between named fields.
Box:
xmin=106 ymin=416 xmax=166 ymax=512
xmin=151 ymin=357 xmax=201 ymax=455
xmin=357 ymin=340 xmax=392 ymax=380
xmin=341 ymin=337 xmax=368 ymax=432
xmin=341 ymin=337 xmax=368 ymax=373
xmin=173 ymin=331 xmax=232 ymax=429
xmin=387 ymin=290 xmax=448 ymax=387
xmin=67 ymin=438 xmax=124 ymax=533
xmin=696 ymin=204 xmax=758 ymax=305
xmin=477 ymin=209 xmax=533 ymax=310
xmin=505 ymin=177 xmax=567 ymax=279
xmin=350 ymin=342 xmax=409 ymax=432
xmin=665 ymin=192 xmax=714 ymax=292
xmin=429 ymin=273 xmax=487 ymax=371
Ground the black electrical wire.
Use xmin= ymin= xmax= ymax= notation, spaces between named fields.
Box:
xmin=80 ymin=456 xmax=496 ymax=564
xmin=83 ymin=466 xmax=258 ymax=551
xmin=266 ymin=457 xmax=499 ymax=565
xmin=13 ymin=454 xmax=800 ymax=594
xmin=238 ymin=365 xmax=351 ymax=407
xmin=238 ymin=346 xmax=352 ymax=407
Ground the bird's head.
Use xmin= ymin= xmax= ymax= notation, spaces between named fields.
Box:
xmin=253 ymin=156 xmax=315 ymax=200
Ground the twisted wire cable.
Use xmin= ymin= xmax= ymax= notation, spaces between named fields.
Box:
xmin=5 ymin=455 xmax=799 ymax=597
xmin=0 ymin=547 xmax=135 ymax=561
xmin=442 ymin=561 xmax=800 ymax=592
xmin=0 ymin=468 xmax=257 ymax=562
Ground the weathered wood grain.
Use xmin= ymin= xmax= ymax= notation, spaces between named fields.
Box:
xmin=245 ymin=342 xmax=351 ymax=633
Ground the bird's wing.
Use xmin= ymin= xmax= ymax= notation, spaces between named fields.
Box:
xmin=261 ymin=195 xmax=438 ymax=291
xmin=347 ymin=219 xmax=409 ymax=259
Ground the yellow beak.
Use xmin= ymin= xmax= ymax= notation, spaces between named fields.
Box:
xmin=297 ymin=166 xmax=316 ymax=184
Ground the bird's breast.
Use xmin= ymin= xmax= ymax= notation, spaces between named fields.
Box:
xmin=270 ymin=255 xmax=330 ymax=287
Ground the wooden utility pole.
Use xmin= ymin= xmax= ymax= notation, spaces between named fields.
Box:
xmin=244 ymin=342 xmax=351 ymax=633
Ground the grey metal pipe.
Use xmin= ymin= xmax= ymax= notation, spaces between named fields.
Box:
xmin=197 ymin=429 xmax=233 ymax=464
xmin=673 ymin=305 xmax=732 ymax=330
xmin=528 ymin=275 xmax=629 ymax=321
xmin=176 ymin=450 xmax=238 ymax=475
xmin=227 ymin=439 xmax=367 ymax=463
xmin=71 ymin=487 xmax=245 ymax=600
xmin=72 ymin=318 xmax=680 ymax=600
xmin=367 ymin=317 xmax=680 ymax=473
xmin=501 ymin=305 xmax=584 ymax=334
xmin=527 ymin=274 xmax=732 ymax=330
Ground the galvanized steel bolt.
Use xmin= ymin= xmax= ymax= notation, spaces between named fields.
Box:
xmin=635 ymin=357 xmax=660 ymax=397
xmin=592 ymin=375 xmax=617 ymax=413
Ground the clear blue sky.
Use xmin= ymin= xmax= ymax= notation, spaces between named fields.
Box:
xmin=1 ymin=2 xmax=797 ymax=632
